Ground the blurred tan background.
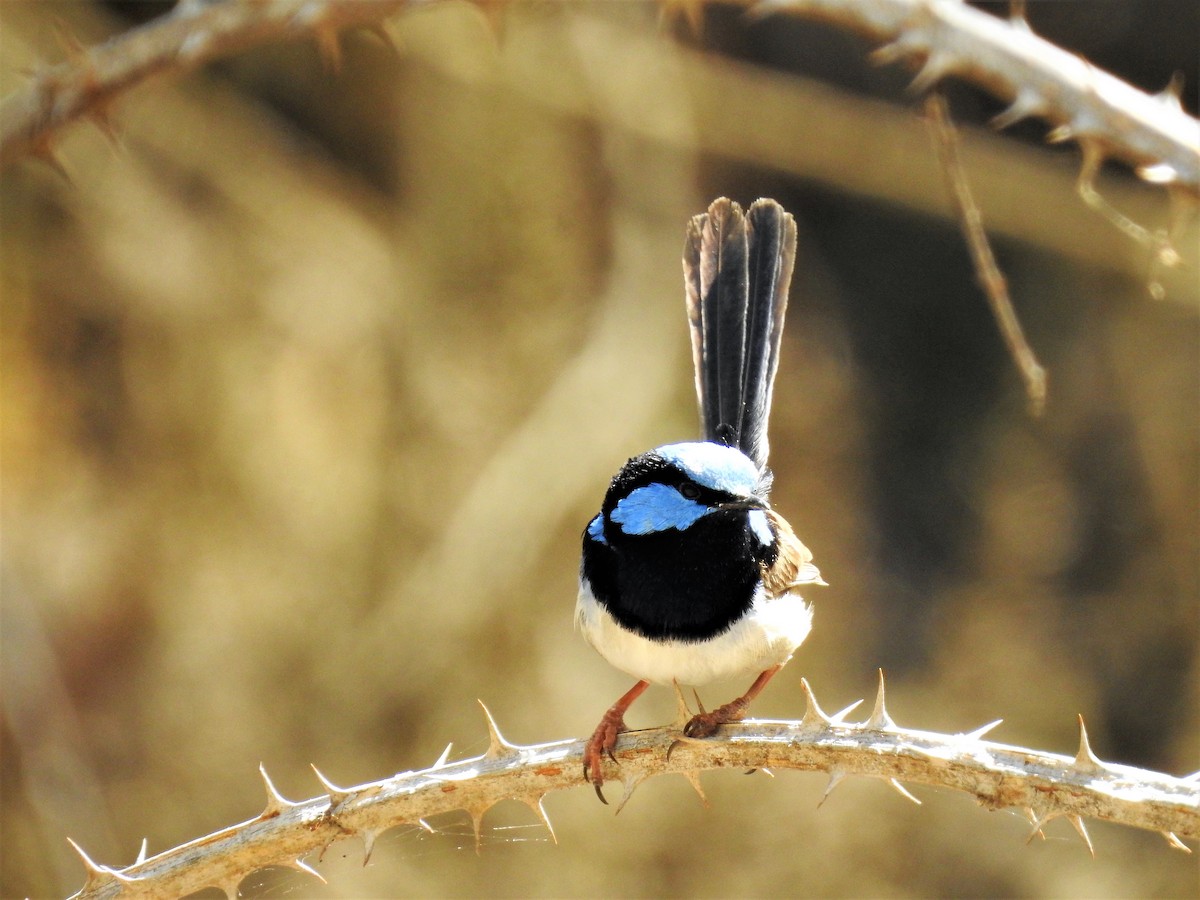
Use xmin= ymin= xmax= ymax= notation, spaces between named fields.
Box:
xmin=2 ymin=1 xmax=1197 ymax=897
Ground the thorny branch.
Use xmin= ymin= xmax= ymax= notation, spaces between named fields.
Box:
xmin=68 ymin=677 xmax=1199 ymax=900
xmin=758 ymin=0 xmax=1200 ymax=194
xmin=2 ymin=0 xmax=1198 ymax=195
xmin=0 ymin=0 xmax=405 ymax=169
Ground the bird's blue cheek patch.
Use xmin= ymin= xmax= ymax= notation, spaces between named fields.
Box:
xmin=587 ymin=514 xmax=608 ymax=546
xmin=748 ymin=509 xmax=774 ymax=547
xmin=611 ymin=483 xmax=708 ymax=535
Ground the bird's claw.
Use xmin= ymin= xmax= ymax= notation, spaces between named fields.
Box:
xmin=582 ymin=711 xmax=628 ymax=804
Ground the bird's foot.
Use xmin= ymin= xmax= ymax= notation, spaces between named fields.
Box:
xmin=582 ymin=709 xmax=628 ymax=804
xmin=683 ymin=695 xmax=749 ymax=738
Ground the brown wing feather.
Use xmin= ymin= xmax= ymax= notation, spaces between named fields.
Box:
xmin=760 ymin=509 xmax=825 ymax=597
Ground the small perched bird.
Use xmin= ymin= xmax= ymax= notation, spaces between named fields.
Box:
xmin=576 ymin=197 xmax=825 ymax=799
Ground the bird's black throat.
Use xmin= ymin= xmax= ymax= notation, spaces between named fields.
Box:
xmin=582 ymin=510 xmax=777 ymax=642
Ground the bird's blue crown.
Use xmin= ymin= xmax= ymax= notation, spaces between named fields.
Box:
xmin=589 ymin=441 xmax=772 ymax=544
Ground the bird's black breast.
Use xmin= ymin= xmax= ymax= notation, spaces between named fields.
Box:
xmin=582 ymin=510 xmax=777 ymax=642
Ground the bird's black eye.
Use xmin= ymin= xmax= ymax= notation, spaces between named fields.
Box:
xmin=679 ymin=482 xmax=701 ymax=500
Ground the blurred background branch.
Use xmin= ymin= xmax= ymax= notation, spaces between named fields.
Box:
xmin=2 ymin=1 xmax=1197 ymax=897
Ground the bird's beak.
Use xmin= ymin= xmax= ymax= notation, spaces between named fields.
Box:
xmin=718 ymin=496 xmax=769 ymax=511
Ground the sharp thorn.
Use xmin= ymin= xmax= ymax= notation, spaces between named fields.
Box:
xmin=259 ymin=762 xmax=297 ymax=818
xmin=1073 ymin=715 xmax=1105 ymax=773
xmin=962 ymin=719 xmax=1004 ymax=741
xmin=66 ymin=837 xmax=130 ymax=887
xmin=888 ymin=778 xmax=922 ymax=805
xmin=1156 ymin=71 xmax=1185 ymax=109
xmin=1068 ymin=815 xmax=1095 ymax=858
xmin=830 ymin=699 xmax=863 ymax=724
xmin=692 ymin=688 xmax=707 ymax=716
xmin=135 ymin=837 xmax=148 ymax=865
xmin=1026 ymin=810 xmax=1057 ymax=843
xmin=469 ymin=808 xmax=485 ymax=855
xmin=817 ymin=770 xmax=846 ymax=809
xmin=991 ymin=89 xmax=1045 ymax=130
xmin=909 ymin=52 xmax=953 ymax=94
xmin=866 ymin=668 xmax=894 ymax=730
xmin=417 ymin=818 xmax=435 ymax=834
xmin=285 ymin=858 xmax=326 ymax=885
xmin=681 ymin=769 xmax=709 ymax=808
xmin=671 ymin=680 xmax=692 ymax=728
xmin=1162 ymin=831 xmax=1192 ymax=853
xmin=478 ymin=699 xmax=520 ymax=760
xmin=431 ymin=742 xmax=454 ymax=770
xmin=800 ymin=678 xmax=833 ymax=729
xmin=525 ymin=795 xmax=558 ymax=845
xmin=310 ymin=764 xmax=352 ymax=808
xmin=361 ymin=829 xmax=380 ymax=866
xmin=614 ymin=775 xmax=643 ymax=815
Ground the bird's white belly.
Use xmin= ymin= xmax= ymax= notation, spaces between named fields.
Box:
xmin=575 ymin=580 xmax=813 ymax=686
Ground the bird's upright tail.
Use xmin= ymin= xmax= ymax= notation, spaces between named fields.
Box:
xmin=683 ymin=197 xmax=797 ymax=472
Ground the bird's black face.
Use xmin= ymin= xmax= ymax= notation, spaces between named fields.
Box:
xmin=582 ymin=442 xmax=779 ymax=641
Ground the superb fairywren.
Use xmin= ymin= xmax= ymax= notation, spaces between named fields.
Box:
xmin=576 ymin=198 xmax=824 ymax=800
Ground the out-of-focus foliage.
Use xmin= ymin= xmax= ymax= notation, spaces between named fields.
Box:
xmin=1 ymin=2 xmax=1196 ymax=897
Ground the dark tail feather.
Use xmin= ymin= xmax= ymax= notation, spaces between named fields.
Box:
xmin=683 ymin=198 xmax=796 ymax=470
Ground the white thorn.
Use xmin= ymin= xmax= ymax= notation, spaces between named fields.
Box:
xmin=909 ymin=51 xmax=953 ymax=93
xmin=681 ymin=769 xmax=709 ymax=808
xmin=866 ymin=669 xmax=894 ymax=730
xmin=418 ymin=818 xmax=436 ymax=834
xmin=431 ymin=742 xmax=454 ymax=770
xmin=1073 ymin=715 xmax=1105 ymax=773
xmin=285 ymin=858 xmax=327 ymax=885
xmin=67 ymin=838 xmax=131 ymax=887
xmin=830 ymin=699 xmax=863 ymax=724
xmin=361 ymin=828 xmax=380 ymax=866
xmin=800 ymin=678 xmax=833 ymax=729
xmin=614 ymin=774 xmax=644 ymax=815
xmin=759 ymin=767 xmax=775 ymax=778
xmin=1155 ymin=72 xmax=1185 ymax=110
xmin=888 ymin=778 xmax=922 ymax=805
xmin=991 ymin=88 xmax=1045 ymax=129
xmin=468 ymin=806 xmax=486 ymax=855
xmin=1068 ymin=815 xmax=1095 ymax=858
xmin=478 ymin=699 xmax=520 ymax=760
xmin=525 ymin=795 xmax=558 ymax=845
xmin=817 ymin=770 xmax=846 ymax=809
xmin=1026 ymin=810 xmax=1058 ymax=843
xmin=1162 ymin=831 xmax=1192 ymax=853
xmin=135 ymin=837 xmax=148 ymax=865
xmin=671 ymin=680 xmax=693 ymax=728
xmin=962 ymin=719 xmax=1004 ymax=741
xmin=310 ymin=764 xmax=352 ymax=808
xmin=259 ymin=763 xmax=297 ymax=818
